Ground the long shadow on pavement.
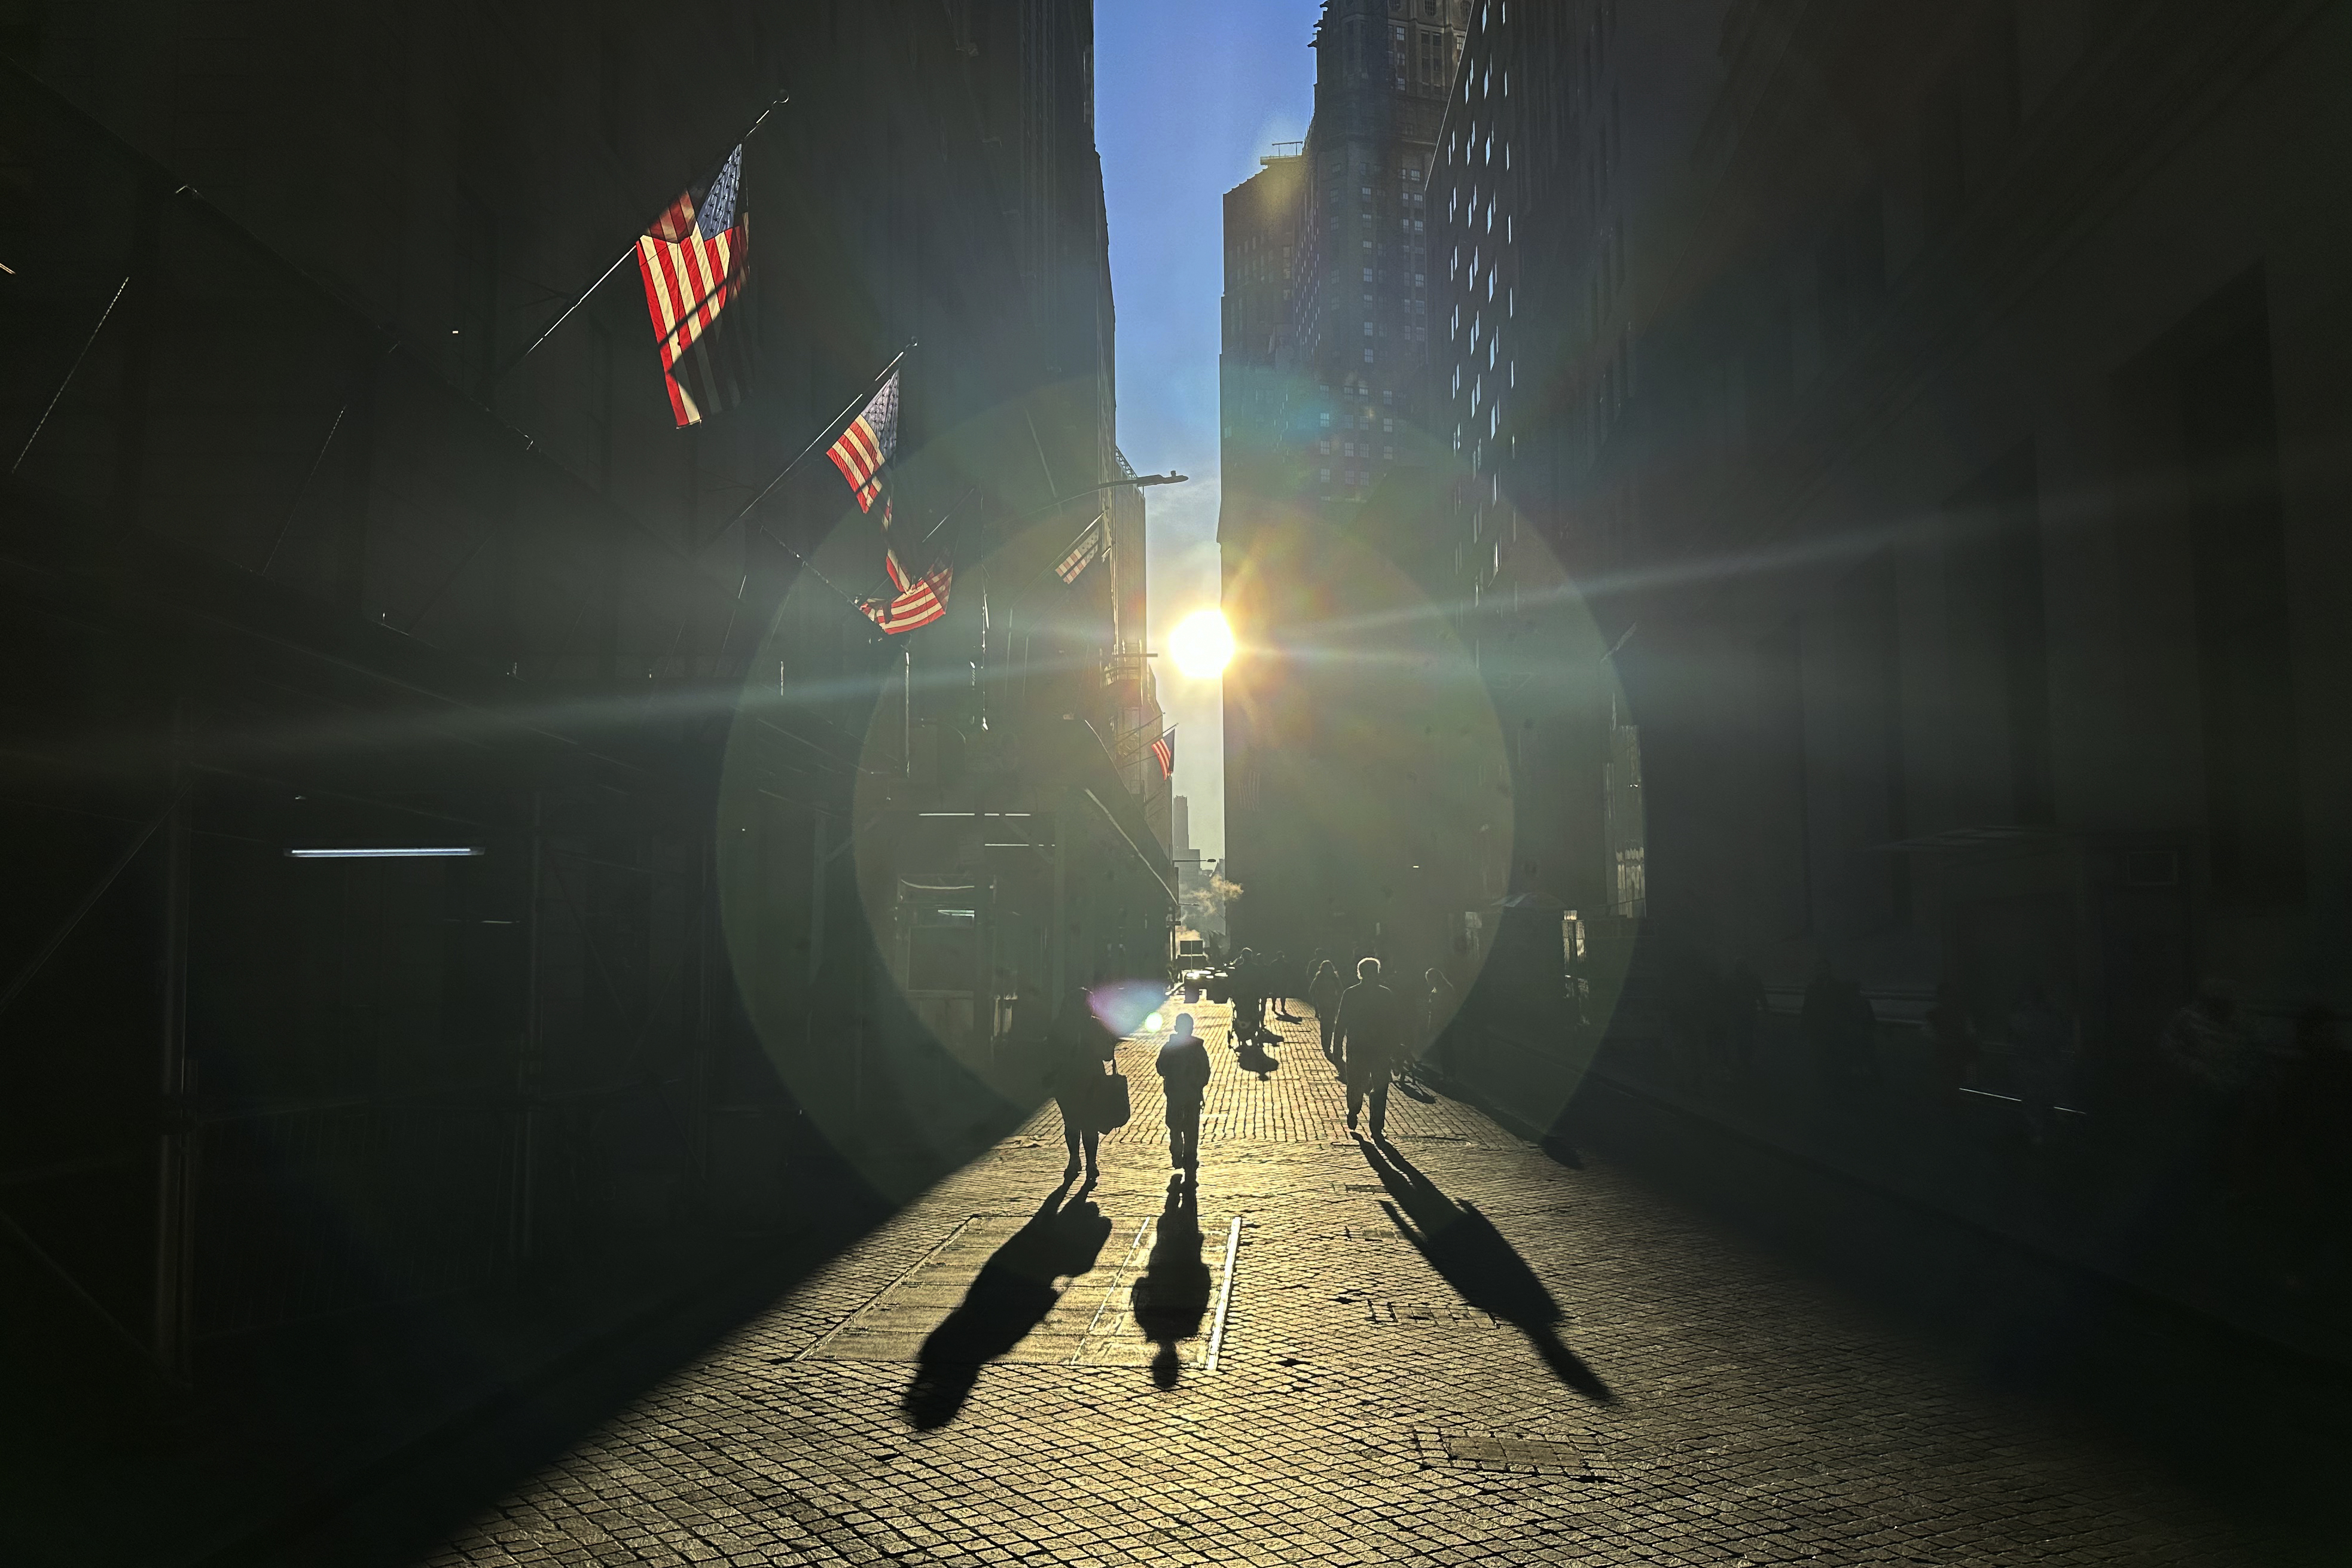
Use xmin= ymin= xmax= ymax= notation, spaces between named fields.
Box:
xmin=901 ymin=1180 xmax=1114 ymax=1430
xmin=1357 ymin=1136 xmax=1613 ymax=1402
xmin=1236 ymin=1033 xmax=1280 ymax=1078
xmin=1131 ymin=1178 xmax=1212 ymax=1389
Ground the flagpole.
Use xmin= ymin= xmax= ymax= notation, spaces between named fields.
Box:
xmin=11 ymin=273 xmax=129 ymax=475
xmin=720 ymin=341 xmax=916 ymax=533
xmin=493 ymin=94 xmax=790 ymax=386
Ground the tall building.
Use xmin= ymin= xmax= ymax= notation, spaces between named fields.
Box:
xmin=0 ymin=0 xmax=1161 ymax=1390
xmin=1429 ymin=0 xmax=2352 ymax=1063
xmin=1423 ymin=0 xmax=1730 ymax=941
xmin=1219 ymin=0 xmax=1469 ymax=971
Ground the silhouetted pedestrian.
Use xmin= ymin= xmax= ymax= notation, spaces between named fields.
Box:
xmin=1337 ymin=957 xmax=1405 ymax=1139
xmin=1047 ymin=983 xmax=1116 ymax=1182
xmin=1157 ymin=1012 xmax=1210 ymax=1182
xmin=1308 ymin=959 xmax=1344 ymax=1063
xmin=1228 ymin=948 xmax=1264 ymax=1048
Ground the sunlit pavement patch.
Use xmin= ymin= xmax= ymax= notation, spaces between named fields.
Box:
xmin=417 ymin=1000 xmax=2276 ymax=1567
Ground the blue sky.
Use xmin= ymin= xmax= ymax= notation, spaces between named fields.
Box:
xmin=1098 ymin=1 xmax=1323 ymax=864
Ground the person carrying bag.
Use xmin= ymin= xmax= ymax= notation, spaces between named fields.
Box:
xmin=1048 ymin=984 xmax=1122 ymax=1180
xmin=1091 ymin=1058 xmax=1132 ymax=1134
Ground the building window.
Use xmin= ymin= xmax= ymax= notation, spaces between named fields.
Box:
xmin=1417 ymin=26 xmax=1448 ymax=85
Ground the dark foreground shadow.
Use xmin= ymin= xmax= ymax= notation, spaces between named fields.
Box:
xmin=901 ymin=1180 xmax=1114 ymax=1429
xmin=1357 ymin=1137 xmax=1613 ymax=1402
xmin=1131 ymin=1179 xmax=1212 ymax=1387
xmin=166 ymin=1080 xmax=1039 ymax=1568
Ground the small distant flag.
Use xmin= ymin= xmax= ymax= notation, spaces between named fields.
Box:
xmin=1054 ymin=514 xmax=1106 ymax=584
xmin=1151 ymin=727 xmax=1177 ymax=779
xmin=862 ymin=552 xmax=951 ymax=634
xmin=827 ymin=371 xmax=898 ymax=512
xmin=635 ymin=145 xmax=752 ymax=427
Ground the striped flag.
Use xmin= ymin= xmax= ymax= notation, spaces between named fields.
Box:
xmin=1151 ymin=727 xmax=1177 ymax=779
xmin=862 ymin=552 xmax=951 ymax=634
xmin=634 ymin=145 xmax=752 ymax=427
xmin=827 ymin=372 xmax=898 ymax=512
xmin=1054 ymin=514 xmax=1106 ymax=584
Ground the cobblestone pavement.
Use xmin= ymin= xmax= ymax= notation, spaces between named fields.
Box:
xmin=414 ymin=1002 xmax=2287 ymax=1566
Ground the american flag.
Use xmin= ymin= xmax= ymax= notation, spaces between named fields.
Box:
xmin=1054 ymin=514 xmax=1106 ymax=584
xmin=634 ymin=145 xmax=751 ymax=427
xmin=1151 ymin=727 xmax=1177 ymax=779
xmin=862 ymin=552 xmax=951 ymax=634
xmin=827 ymin=372 xmax=898 ymax=512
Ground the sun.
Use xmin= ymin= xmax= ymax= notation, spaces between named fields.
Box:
xmin=1169 ymin=609 xmax=1234 ymax=679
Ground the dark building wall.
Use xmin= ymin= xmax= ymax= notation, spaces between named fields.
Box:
xmin=0 ymin=0 xmax=1142 ymax=1388
xmin=1427 ymin=0 xmax=2352 ymax=1059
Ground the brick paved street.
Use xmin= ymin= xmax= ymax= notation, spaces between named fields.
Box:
xmin=403 ymin=1002 xmax=2301 ymax=1566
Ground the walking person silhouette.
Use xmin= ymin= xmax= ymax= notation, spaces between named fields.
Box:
xmin=1336 ymin=957 xmax=1405 ymax=1141
xmin=1157 ymin=1012 xmax=1210 ymax=1184
xmin=1047 ymin=983 xmax=1117 ymax=1183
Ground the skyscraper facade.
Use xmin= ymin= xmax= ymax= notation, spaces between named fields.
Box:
xmin=1219 ymin=0 xmax=1469 ymax=966
xmin=1427 ymin=0 xmax=2352 ymax=1066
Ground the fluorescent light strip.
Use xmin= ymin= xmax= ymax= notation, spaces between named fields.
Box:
xmin=286 ymin=847 xmax=485 ymax=859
